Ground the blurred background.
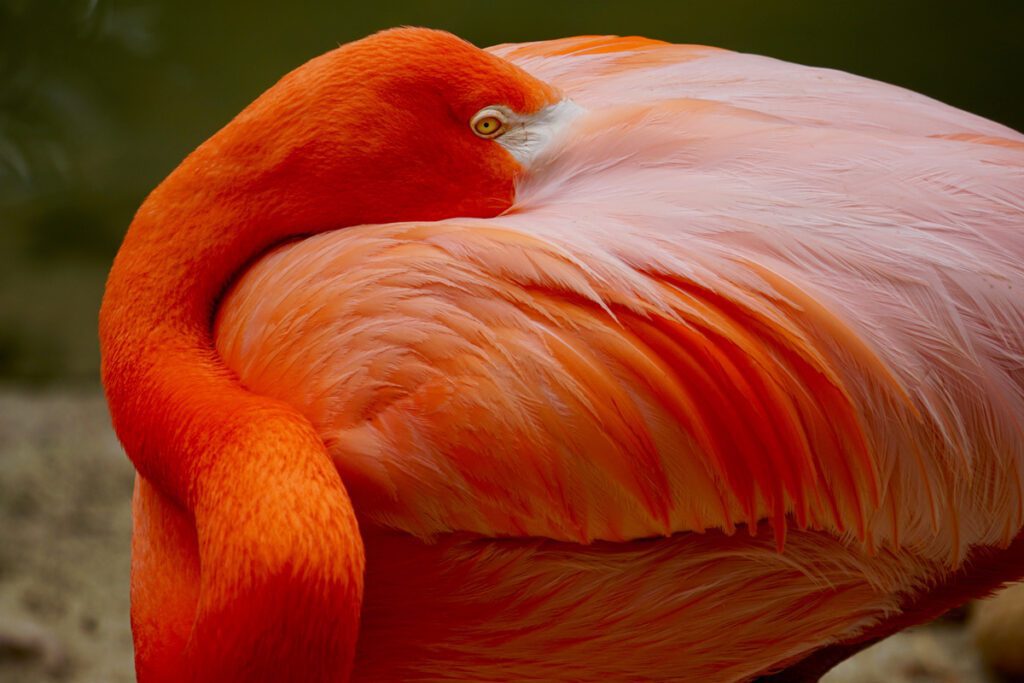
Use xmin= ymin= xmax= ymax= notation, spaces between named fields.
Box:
xmin=1 ymin=0 xmax=1022 ymax=681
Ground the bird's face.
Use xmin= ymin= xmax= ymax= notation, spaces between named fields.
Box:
xmin=198 ymin=28 xmax=575 ymax=234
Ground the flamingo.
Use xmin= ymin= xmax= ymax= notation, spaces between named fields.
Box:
xmin=99 ymin=28 xmax=1024 ymax=682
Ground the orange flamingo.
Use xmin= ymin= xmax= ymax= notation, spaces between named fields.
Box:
xmin=100 ymin=28 xmax=1024 ymax=682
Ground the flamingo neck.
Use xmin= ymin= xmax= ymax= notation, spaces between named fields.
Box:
xmin=101 ymin=158 xmax=302 ymax=498
xmin=100 ymin=138 xmax=368 ymax=681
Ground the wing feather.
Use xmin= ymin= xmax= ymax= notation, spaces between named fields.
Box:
xmin=216 ymin=38 xmax=1024 ymax=564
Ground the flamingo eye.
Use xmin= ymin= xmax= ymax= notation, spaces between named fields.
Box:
xmin=470 ymin=108 xmax=509 ymax=139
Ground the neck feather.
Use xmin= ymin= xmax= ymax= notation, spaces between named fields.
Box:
xmin=100 ymin=120 xmax=367 ymax=683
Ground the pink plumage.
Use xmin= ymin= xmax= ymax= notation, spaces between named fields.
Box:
xmin=120 ymin=31 xmax=1024 ymax=682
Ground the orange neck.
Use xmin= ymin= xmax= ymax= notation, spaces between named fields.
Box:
xmin=101 ymin=140 xmax=369 ymax=679
xmin=100 ymin=132 xmax=342 ymax=498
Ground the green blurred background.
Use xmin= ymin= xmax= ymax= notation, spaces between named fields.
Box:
xmin=2 ymin=0 xmax=1022 ymax=385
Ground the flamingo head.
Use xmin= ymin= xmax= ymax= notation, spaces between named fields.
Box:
xmin=163 ymin=27 xmax=573 ymax=241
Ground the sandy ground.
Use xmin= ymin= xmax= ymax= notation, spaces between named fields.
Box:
xmin=0 ymin=389 xmax=134 ymax=682
xmin=0 ymin=388 xmax=1019 ymax=682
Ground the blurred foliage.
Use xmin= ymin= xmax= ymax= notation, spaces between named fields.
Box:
xmin=0 ymin=0 xmax=1022 ymax=384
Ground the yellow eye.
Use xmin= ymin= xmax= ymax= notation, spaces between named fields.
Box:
xmin=474 ymin=116 xmax=502 ymax=136
xmin=470 ymin=108 xmax=509 ymax=139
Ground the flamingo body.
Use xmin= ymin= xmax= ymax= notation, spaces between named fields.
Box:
xmin=103 ymin=30 xmax=1024 ymax=682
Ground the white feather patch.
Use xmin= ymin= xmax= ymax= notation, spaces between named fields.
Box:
xmin=498 ymin=99 xmax=586 ymax=168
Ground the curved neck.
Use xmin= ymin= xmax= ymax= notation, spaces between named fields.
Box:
xmin=101 ymin=47 xmax=378 ymax=479
xmin=100 ymin=160 xmax=297 ymax=501
xmin=97 ymin=69 xmax=398 ymax=492
xmin=101 ymin=144 xmax=369 ymax=682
